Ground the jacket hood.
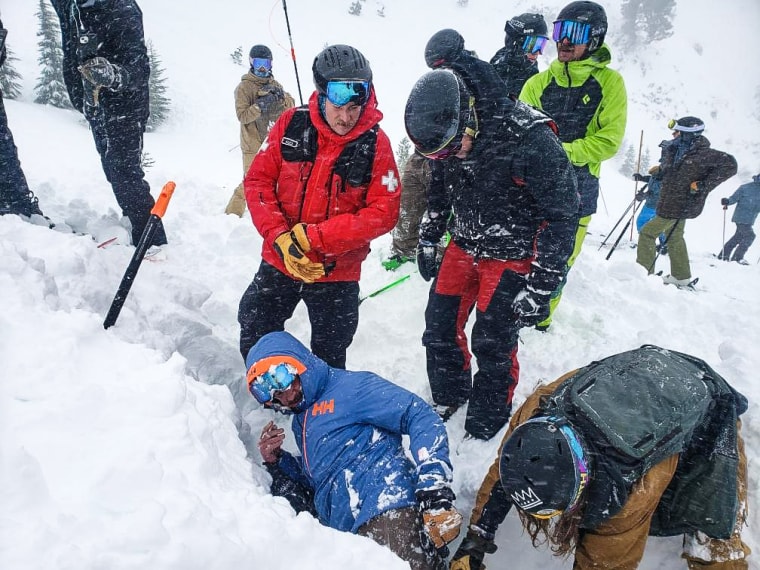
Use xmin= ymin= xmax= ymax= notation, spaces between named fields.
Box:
xmin=549 ymin=43 xmax=612 ymax=86
xmin=245 ymin=331 xmax=330 ymax=411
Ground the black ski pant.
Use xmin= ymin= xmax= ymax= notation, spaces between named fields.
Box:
xmin=238 ymin=261 xmax=360 ymax=368
xmin=0 ymin=93 xmax=37 ymax=216
xmin=721 ymin=223 xmax=755 ymax=262
xmin=422 ymin=242 xmax=525 ymax=440
xmin=88 ymin=113 xmax=166 ymax=246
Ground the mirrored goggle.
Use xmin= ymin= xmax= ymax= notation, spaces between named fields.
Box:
xmin=552 ymin=20 xmax=591 ymax=45
xmin=248 ymin=362 xmax=299 ymax=404
xmin=521 ymin=35 xmax=549 ymax=54
xmin=251 ymin=57 xmax=272 ymax=72
xmin=325 ymin=80 xmax=370 ymax=107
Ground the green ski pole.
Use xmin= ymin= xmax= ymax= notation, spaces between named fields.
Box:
xmin=359 ymin=273 xmax=412 ymax=305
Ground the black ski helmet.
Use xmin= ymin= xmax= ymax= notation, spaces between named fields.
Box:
xmin=249 ymin=44 xmax=273 ymax=61
xmin=555 ymin=1 xmax=607 ymax=53
xmin=499 ymin=417 xmax=590 ymax=519
xmin=424 ymin=29 xmax=465 ymax=69
xmin=404 ymin=69 xmax=476 ymax=159
xmin=312 ymin=45 xmax=372 ymax=95
xmin=505 ymin=13 xmax=549 ymax=42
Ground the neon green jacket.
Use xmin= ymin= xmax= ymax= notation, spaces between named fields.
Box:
xmin=519 ymin=44 xmax=627 ymax=179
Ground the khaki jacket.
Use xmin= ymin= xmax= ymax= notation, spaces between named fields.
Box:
xmin=235 ymin=72 xmax=294 ymax=154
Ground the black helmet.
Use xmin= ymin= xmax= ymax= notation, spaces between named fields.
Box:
xmin=313 ymin=44 xmax=372 ymax=95
xmin=404 ymin=70 xmax=476 ymax=160
xmin=249 ymin=45 xmax=273 ymax=60
xmin=505 ymin=13 xmax=548 ymax=40
xmin=424 ymin=29 xmax=465 ymax=69
xmin=555 ymin=1 xmax=607 ymax=53
xmin=499 ymin=417 xmax=590 ymax=519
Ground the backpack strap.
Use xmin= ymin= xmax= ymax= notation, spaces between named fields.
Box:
xmin=281 ymin=106 xmax=317 ymax=163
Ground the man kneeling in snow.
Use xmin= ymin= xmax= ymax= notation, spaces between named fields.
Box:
xmin=246 ymin=331 xmax=462 ymax=570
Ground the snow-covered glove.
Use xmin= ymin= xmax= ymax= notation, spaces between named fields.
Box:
xmin=417 ymin=488 xmax=462 ymax=553
xmin=721 ymin=197 xmax=730 ymax=207
xmin=79 ymin=56 xmax=127 ymax=91
xmin=417 ymin=240 xmax=440 ymax=282
xmin=273 ymin=231 xmax=325 ymax=283
xmin=512 ymin=286 xmax=551 ymax=328
xmin=450 ymin=528 xmax=498 ymax=570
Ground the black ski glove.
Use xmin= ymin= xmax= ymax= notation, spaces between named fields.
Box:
xmin=635 ymin=189 xmax=647 ymax=201
xmin=416 ymin=240 xmax=439 ymax=282
xmin=512 ymin=285 xmax=551 ymax=328
xmin=257 ymin=87 xmax=283 ymax=114
xmin=721 ymin=197 xmax=730 ymax=207
xmin=632 ymin=172 xmax=649 ymax=183
xmin=79 ymin=56 xmax=128 ymax=91
xmin=450 ymin=528 xmax=498 ymax=570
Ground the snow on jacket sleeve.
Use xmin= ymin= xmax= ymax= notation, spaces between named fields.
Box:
xmin=346 ymin=373 xmax=454 ymax=493
xmin=245 ymin=108 xmax=294 ymax=244
xmin=305 ymin=130 xmax=401 ymax=256
xmin=523 ymin=125 xmax=580 ymax=294
xmin=419 ymin=159 xmax=451 ymax=244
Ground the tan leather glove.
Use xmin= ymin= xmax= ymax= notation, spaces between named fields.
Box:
xmin=290 ymin=223 xmax=311 ymax=253
xmin=273 ymin=231 xmax=324 ymax=283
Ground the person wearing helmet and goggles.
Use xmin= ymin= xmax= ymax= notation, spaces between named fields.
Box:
xmin=452 ymin=345 xmax=750 ymax=570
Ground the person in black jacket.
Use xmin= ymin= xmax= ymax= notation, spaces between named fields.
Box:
xmin=405 ymin=29 xmax=579 ymax=441
xmin=489 ymin=13 xmax=548 ymax=97
xmin=50 ymin=0 xmax=166 ymax=247
xmin=0 ymin=17 xmax=45 ymax=220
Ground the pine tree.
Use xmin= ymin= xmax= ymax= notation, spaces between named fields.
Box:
xmin=230 ymin=46 xmax=243 ymax=66
xmin=146 ymin=39 xmax=171 ymax=131
xmin=396 ymin=137 xmax=412 ymax=173
xmin=620 ymin=143 xmax=636 ymax=176
xmin=620 ymin=0 xmax=676 ymax=47
xmin=0 ymin=45 xmax=24 ymax=100
xmin=34 ymin=0 xmax=71 ymax=108
xmin=348 ymin=1 xmax=362 ymax=16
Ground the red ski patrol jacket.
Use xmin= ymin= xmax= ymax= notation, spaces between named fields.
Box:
xmin=245 ymin=88 xmax=400 ymax=282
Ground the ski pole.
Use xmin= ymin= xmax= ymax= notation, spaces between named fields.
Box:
xmin=630 ymin=130 xmax=644 ymax=240
xmin=605 ymin=199 xmax=643 ymax=260
xmin=358 ymin=273 xmax=412 ymax=305
xmin=103 ymin=181 xmax=176 ymax=329
xmin=281 ymin=0 xmax=304 ymax=106
xmin=598 ymin=195 xmax=637 ymax=250
xmin=720 ymin=203 xmax=727 ymax=259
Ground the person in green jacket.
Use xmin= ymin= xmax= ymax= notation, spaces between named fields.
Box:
xmin=519 ymin=1 xmax=627 ymax=330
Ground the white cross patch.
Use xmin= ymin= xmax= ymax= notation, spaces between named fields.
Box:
xmin=382 ymin=170 xmax=399 ymax=193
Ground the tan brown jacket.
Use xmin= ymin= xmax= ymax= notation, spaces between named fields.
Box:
xmin=234 ymin=72 xmax=295 ymax=154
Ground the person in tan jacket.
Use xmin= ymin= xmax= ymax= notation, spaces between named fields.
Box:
xmin=451 ymin=345 xmax=750 ymax=570
xmin=225 ymin=44 xmax=294 ymax=216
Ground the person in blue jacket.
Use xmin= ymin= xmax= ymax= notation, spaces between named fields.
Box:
xmin=633 ymin=163 xmax=668 ymax=254
xmin=718 ymin=174 xmax=760 ymax=265
xmin=247 ymin=331 xmax=462 ymax=570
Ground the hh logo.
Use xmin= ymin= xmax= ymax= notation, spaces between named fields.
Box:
xmin=312 ymin=399 xmax=335 ymax=416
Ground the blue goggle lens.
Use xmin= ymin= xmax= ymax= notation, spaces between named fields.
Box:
xmin=521 ymin=35 xmax=549 ymax=55
xmin=249 ymin=363 xmax=297 ymax=404
xmin=325 ymin=80 xmax=370 ymax=107
xmin=552 ymin=20 xmax=591 ymax=45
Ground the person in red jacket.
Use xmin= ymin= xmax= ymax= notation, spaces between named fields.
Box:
xmin=238 ymin=44 xmax=400 ymax=368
